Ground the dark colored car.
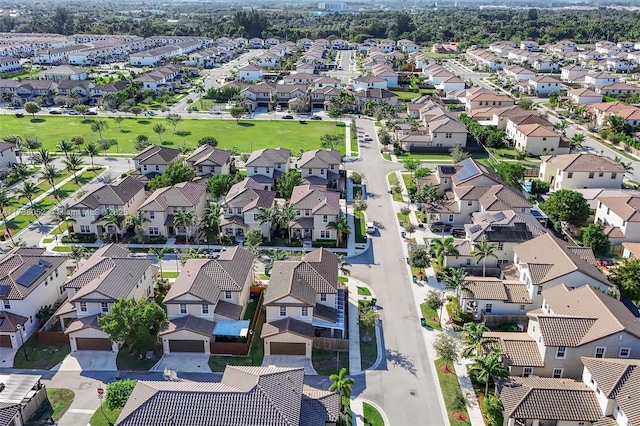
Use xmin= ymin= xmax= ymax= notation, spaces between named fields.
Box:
xmin=87 ymin=111 xmax=98 ymax=115
xmin=310 ymin=115 xmax=322 ymax=120
xmin=429 ymin=222 xmax=452 ymax=233
xmin=282 ymin=115 xmax=294 ymax=119
xmin=451 ymin=227 xmax=466 ymax=238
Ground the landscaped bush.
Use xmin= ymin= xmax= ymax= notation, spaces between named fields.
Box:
xmin=287 ymin=238 xmax=304 ymax=247
xmin=61 ymin=233 xmax=97 ymax=243
xmin=105 ymin=379 xmax=137 ymax=410
xmin=312 ymin=240 xmax=337 ymax=248
xmin=132 ymin=235 xmax=167 ymax=244
xmin=482 ymin=394 xmax=504 ymax=426
xmin=219 ymin=235 xmax=236 ymax=246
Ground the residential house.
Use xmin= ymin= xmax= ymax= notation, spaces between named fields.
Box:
xmin=13 ymin=80 xmax=56 ymax=106
xmin=132 ymin=144 xmax=181 ymax=178
xmin=352 ymin=75 xmax=387 ymax=91
xmin=371 ymin=64 xmax=398 ymax=88
xmin=244 ymin=148 xmax=290 ymax=190
xmin=528 ymin=76 xmax=562 ymax=97
xmin=533 ymin=56 xmax=561 ymax=73
xmin=288 ymin=185 xmax=340 ymax=242
xmin=350 ymin=88 xmax=398 ymax=113
xmin=0 ymin=248 xmax=67 ymax=350
xmin=568 ymin=88 xmax=603 ymax=105
xmin=138 ymin=182 xmax=208 ymax=238
xmin=262 ymin=249 xmax=345 ymax=358
xmin=282 ymin=73 xmax=317 ymax=86
xmin=460 ymin=277 xmax=533 ymax=322
xmin=539 ymin=153 xmax=625 ymax=191
xmin=0 ymin=142 xmax=17 ymax=169
xmin=511 ymin=122 xmax=569 ymax=156
xmin=60 ymin=244 xmax=158 ymax=351
xmin=66 ymin=176 xmax=146 ymax=237
xmin=595 ymin=83 xmax=640 ymax=96
xmin=297 ymin=149 xmax=342 ymax=191
xmin=115 ymin=366 xmax=338 ymax=426
xmin=464 ymin=92 xmax=515 ymax=111
xmin=0 ymin=374 xmax=48 ymax=426
xmin=561 ymin=65 xmax=588 ymax=83
xmin=38 ymin=65 xmax=87 ymax=81
xmin=589 ymin=102 xmax=640 ymax=127
xmin=585 ymin=72 xmax=619 ymax=87
xmin=502 ymin=65 xmax=536 ymax=83
xmin=56 ymin=80 xmax=94 ymax=105
xmin=248 ymin=38 xmax=264 ymax=49
xmin=0 ymin=57 xmax=21 ymax=73
xmin=595 ymin=195 xmax=640 ymax=246
xmin=185 ymin=144 xmax=232 ymax=179
xmin=237 ymin=64 xmax=262 ymax=81
xmin=220 ymin=182 xmax=276 ymax=239
xmin=160 ymin=246 xmax=254 ymax=354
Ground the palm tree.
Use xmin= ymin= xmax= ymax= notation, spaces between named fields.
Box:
xmin=126 ymin=211 xmax=149 ymax=234
xmin=461 ymin=322 xmax=491 ymax=359
xmin=63 ymin=152 xmax=83 ymax=185
xmin=429 ymin=237 xmax=460 ymax=259
xmin=275 ymin=202 xmax=296 ymax=242
xmin=203 ymin=203 xmax=222 ymax=240
xmin=468 ymin=350 xmax=509 ymax=396
xmin=442 ymin=268 xmax=471 ymax=308
xmin=10 ymin=163 xmax=31 ymax=184
xmin=255 ymin=206 xmax=277 ymax=242
xmin=84 ymin=142 xmax=99 ymax=170
xmin=35 ymin=148 xmax=53 ymax=166
xmin=570 ymin=133 xmax=585 ymax=149
xmin=173 ymin=210 xmax=194 ymax=242
xmin=338 ymin=254 xmax=352 ymax=276
xmin=327 ymin=216 xmax=351 ymax=247
xmin=149 ymin=247 xmax=169 ymax=280
xmin=614 ymin=156 xmax=634 ymax=175
xmin=470 ymin=236 xmax=499 ymax=277
xmin=328 ymin=368 xmax=354 ymax=415
xmin=56 ymin=139 xmax=73 ymax=160
xmin=0 ymin=185 xmax=15 ymax=245
xmin=69 ymin=245 xmax=87 ymax=271
xmin=42 ymin=164 xmax=60 ymax=198
xmin=18 ymin=181 xmax=40 ymax=225
xmin=266 ymin=249 xmax=289 ymax=273
xmin=103 ymin=208 xmax=124 ymax=242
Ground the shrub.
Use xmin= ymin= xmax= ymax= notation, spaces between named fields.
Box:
xmin=312 ymin=239 xmax=338 ymax=248
xmin=61 ymin=233 xmax=97 ymax=243
xmin=106 ymin=379 xmax=137 ymax=410
xmin=219 ymin=235 xmax=236 ymax=246
xmin=482 ymin=394 xmax=504 ymax=426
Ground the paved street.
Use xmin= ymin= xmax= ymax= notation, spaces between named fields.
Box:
xmin=344 ymin=119 xmax=446 ymax=425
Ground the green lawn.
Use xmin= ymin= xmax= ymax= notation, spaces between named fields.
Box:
xmin=391 ymin=90 xmax=420 ymax=101
xmin=89 ymin=405 xmax=122 ymax=426
xmin=360 ymin=322 xmax=378 ymax=370
xmin=358 ymin=286 xmax=372 ymax=296
xmin=387 ymin=173 xmax=404 ymax=202
xmin=116 ymin=346 xmax=160 ymax=371
xmin=53 ymin=246 xmax=72 ymax=252
xmin=382 ymin=153 xmax=392 ymax=161
xmin=338 ymin=276 xmax=349 ymax=283
xmin=435 ymin=358 xmax=470 ymax=426
xmin=12 ymin=335 xmax=70 ymax=369
xmin=401 ymin=173 xmax=414 ymax=191
xmin=420 ymin=302 xmax=442 ymax=331
xmin=161 ymin=271 xmax=179 ymax=279
xmin=42 ymin=237 xmax=54 ymax=243
xmin=354 ymin=211 xmax=367 ymax=244
xmin=397 ymin=211 xmax=410 ymax=225
xmin=312 ymin=348 xmax=349 ymax=376
xmin=47 ymin=388 xmax=75 ymax=421
xmin=208 ymin=311 xmax=265 ymax=372
xmin=363 ymin=402 xmax=385 ymax=426
xmin=1 ymin=116 xmax=345 ymax=154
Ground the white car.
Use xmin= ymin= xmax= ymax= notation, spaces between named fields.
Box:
xmin=366 ymin=222 xmax=376 ymax=234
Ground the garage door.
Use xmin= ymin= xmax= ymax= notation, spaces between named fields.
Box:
xmin=0 ymin=335 xmax=11 ymax=348
xmin=76 ymin=338 xmax=112 ymax=351
xmin=270 ymin=342 xmax=306 ymax=355
xmin=169 ymin=340 xmax=205 ymax=353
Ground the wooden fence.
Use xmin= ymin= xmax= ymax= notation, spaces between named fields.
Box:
xmin=210 ymin=287 xmax=264 ymax=356
xmin=37 ymin=330 xmax=69 ymax=344
xmin=313 ymin=337 xmax=349 ymax=351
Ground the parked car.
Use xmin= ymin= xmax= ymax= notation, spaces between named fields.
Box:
xmin=366 ymin=222 xmax=377 ymax=234
xmin=145 ymin=110 xmax=157 ymax=116
xmin=87 ymin=111 xmax=98 ymax=115
xmin=429 ymin=222 xmax=452 ymax=233
xmin=49 ymin=109 xmax=62 ymax=114
xmin=67 ymin=110 xmax=79 ymax=115
xmin=451 ymin=227 xmax=466 ymax=238
xmin=310 ymin=115 xmax=322 ymax=120
xmin=282 ymin=115 xmax=294 ymax=119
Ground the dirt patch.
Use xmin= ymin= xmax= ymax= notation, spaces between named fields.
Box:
xmin=439 ymin=364 xmax=454 ymax=374
xmin=453 ymin=412 xmax=468 ymax=422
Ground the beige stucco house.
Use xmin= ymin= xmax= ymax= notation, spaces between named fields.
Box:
xmin=540 ymin=153 xmax=625 ymax=192
xmin=185 ymin=144 xmax=232 ymax=179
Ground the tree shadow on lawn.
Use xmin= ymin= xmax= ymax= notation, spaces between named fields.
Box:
xmin=237 ymin=122 xmax=255 ymax=127
xmin=30 ymin=118 xmax=45 ymax=123
xmin=137 ymin=119 xmax=151 ymax=125
xmin=175 ymin=130 xmax=192 ymax=137
xmin=81 ymin=118 xmax=95 ymax=124
xmin=120 ymin=129 xmax=131 ymax=133
xmin=161 ymin=140 xmax=175 ymax=146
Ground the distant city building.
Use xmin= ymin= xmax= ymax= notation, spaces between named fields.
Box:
xmin=318 ymin=2 xmax=346 ymax=11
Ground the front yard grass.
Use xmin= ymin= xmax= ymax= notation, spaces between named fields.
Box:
xmin=116 ymin=345 xmax=161 ymax=371
xmin=420 ymin=302 xmax=442 ymax=331
xmin=363 ymin=402 xmax=385 ymax=426
xmin=435 ymin=358 xmax=471 ymax=426
xmin=354 ymin=210 xmax=367 ymax=243
xmin=47 ymin=388 xmax=75 ymax=421
xmin=160 ymin=271 xmax=179 ymax=279
xmin=208 ymin=311 xmax=265 ymax=372
xmin=382 ymin=153 xmax=392 ymax=161
xmin=0 ymin=116 xmax=344 ymax=154
xmin=357 ymin=286 xmax=372 ymax=296
xmin=390 ymin=90 xmax=420 ymax=101
xmin=12 ymin=335 xmax=70 ymax=370
xmin=89 ymin=405 xmax=122 ymax=426
xmin=397 ymin=211 xmax=410 ymax=225
xmin=360 ymin=322 xmax=378 ymax=370
xmin=312 ymin=348 xmax=349 ymax=376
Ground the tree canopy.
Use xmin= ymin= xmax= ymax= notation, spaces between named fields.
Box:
xmin=98 ymin=298 xmax=166 ymax=353
xmin=541 ymin=189 xmax=590 ymax=226
xmin=609 ymin=259 xmax=640 ymax=303
xmin=148 ymin=160 xmax=196 ymax=191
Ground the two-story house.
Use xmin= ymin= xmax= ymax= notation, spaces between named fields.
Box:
xmin=160 ymin=246 xmax=254 ymax=354
xmin=540 ymin=153 xmax=625 ymax=192
xmin=288 ymin=185 xmax=340 ymax=242
xmin=220 ymin=182 xmax=276 ymax=239
xmin=461 ymin=276 xmax=533 ymax=323
xmin=297 ymin=149 xmax=342 ymax=192
xmin=132 ymin=145 xmax=181 ymax=178
xmin=66 ymin=176 xmax=146 ymax=238
xmin=185 ymin=144 xmax=232 ymax=179
xmin=237 ymin=64 xmax=262 ymax=81
xmin=60 ymin=244 xmax=157 ymax=352
xmin=0 ymin=142 xmax=17 ymax=169
xmin=0 ymin=248 xmax=67 ymax=352
xmin=244 ymin=148 xmax=290 ymax=190
xmin=352 ymin=75 xmax=387 ymax=91
xmin=528 ymin=75 xmax=562 ymax=97
xmin=138 ymin=182 xmax=208 ymax=238
xmin=595 ymin=195 xmax=640 ymax=246
xmin=511 ymin=122 xmax=570 ymax=156
xmin=261 ymin=249 xmax=345 ymax=358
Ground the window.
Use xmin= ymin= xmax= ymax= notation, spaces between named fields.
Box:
xmin=305 ymin=210 xmax=310 ymax=216
xmin=542 ymin=137 xmax=547 ymax=141
xmin=619 ymin=347 xmax=630 ymax=358
xmin=589 ymin=172 xmax=594 ymax=179
xmin=552 ymin=368 xmax=563 ymax=378
xmin=149 ymin=212 xmax=155 ymax=219
xmin=80 ymin=302 xmax=87 ymax=312
xmin=301 ymin=307 xmax=309 ymax=316
xmin=179 ymin=304 xmax=187 ymax=314
xmin=497 ymin=242 xmax=504 ymax=250
xmin=595 ymin=347 xmax=606 ymax=358
xmin=567 ymin=172 xmax=573 ymax=178
xmin=80 ymin=209 xmax=86 ymax=217
xmin=556 ymin=346 xmax=566 ymax=359
xmin=519 ymin=304 xmax=526 ymax=312
xmin=612 ymin=173 xmax=617 ymax=179
xmin=320 ymin=293 xmax=327 ymax=302
xmin=3 ymin=300 xmax=10 ymax=309
xmin=598 ymin=172 xmax=604 ymax=177
xmin=467 ymin=200 xmax=473 ymax=206
xmin=253 ymin=167 xmax=258 ymax=173
xmin=280 ymin=306 xmax=286 ymax=316
xmin=101 ymin=302 xmax=109 ymax=313
xmin=80 ymin=225 xmax=91 ymax=233
xmin=225 ymin=291 xmax=232 ymax=299
xmin=320 ymin=169 xmax=324 ymax=175
xmin=266 ymin=167 xmax=270 ymax=173
xmin=323 ymin=215 xmax=328 ymax=223
xmin=320 ymin=230 xmax=330 ymax=239
xmin=155 ymin=165 xmax=159 ymax=171
xmin=466 ymin=258 xmax=471 ymax=266
xmin=149 ymin=226 xmax=159 ymax=235
xmin=448 ymin=214 xmax=454 ymax=222
xmin=202 ymin=304 xmax=209 ymax=315
xmin=537 ymin=285 xmax=543 ymax=295
xmin=308 ymin=169 xmax=313 ymax=175
xmin=523 ymin=367 xmax=533 ymax=377
xmin=445 ymin=132 xmax=452 ymax=139
xmin=143 ymin=165 xmax=148 ymax=171
xmin=485 ymin=303 xmax=493 ymax=313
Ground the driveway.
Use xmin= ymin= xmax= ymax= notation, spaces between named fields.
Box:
xmin=53 ymin=351 xmax=118 ymax=372
xmin=150 ymin=353 xmax=212 ymax=374
xmin=262 ymin=355 xmax=317 ymax=375
xmin=0 ymin=348 xmax=17 ymax=368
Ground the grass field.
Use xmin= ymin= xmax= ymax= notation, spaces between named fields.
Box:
xmin=391 ymin=90 xmax=421 ymax=101
xmin=0 ymin=116 xmax=345 ymax=154
xmin=89 ymin=405 xmax=122 ymax=426
xmin=363 ymin=402 xmax=385 ymax=426
xmin=47 ymin=388 xmax=75 ymax=421
xmin=435 ymin=358 xmax=470 ymax=426
xmin=12 ymin=336 xmax=70 ymax=369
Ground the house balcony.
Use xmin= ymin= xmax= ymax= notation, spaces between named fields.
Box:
xmin=312 ymin=289 xmax=345 ymax=338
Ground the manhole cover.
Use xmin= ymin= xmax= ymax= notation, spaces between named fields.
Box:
xmin=409 ymin=390 xmax=417 ymax=396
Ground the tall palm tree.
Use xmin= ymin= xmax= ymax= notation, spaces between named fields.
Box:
xmin=173 ymin=210 xmax=194 ymax=242
xmin=35 ymin=148 xmax=53 ymax=166
xmin=42 ymin=164 xmax=60 ymax=198
xmin=149 ymin=247 xmax=169 ymax=279
xmin=56 ymin=139 xmax=73 ymax=160
xmin=18 ymin=181 xmax=40 ymax=225
xmin=461 ymin=322 xmax=491 ymax=359
xmin=69 ymin=245 xmax=87 ymax=271
xmin=255 ymin=206 xmax=277 ymax=242
xmin=63 ymin=152 xmax=83 ymax=185
xmin=0 ymin=185 xmax=15 ymax=245
xmin=570 ymin=133 xmax=585 ymax=149
xmin=429 ymin=237 xmax=460 ymax=259
xmin=338 ymin=254 xmax=352 ymax=276
xmin=103 ymin=208 xmax=124 ymax=242
xmin=10 ymin=163 xmax=31 ymax=184
xmin=442 ymin=268 xmax=471 ymax=308
xmin=470 ymin=236 xmax=499 ymax=277
xmin=126 ymin=211 xmax=150 ymax=234
xmin=266 ymin=249 xmax=289 ymax=273
xmin=328 ymin=368 xmax=354 ymax=415
xmin=275 ymin=202 xmax=296 ymax=242
xmin=84 ymin=142 xmax=99 ymax=170
xmin=468 ymin=350 xmax=509 ymax=396
xmin=327 ymin=216 xmax=351 ymax=247
xmin=203 ymin=203 xmax=222 ymax=239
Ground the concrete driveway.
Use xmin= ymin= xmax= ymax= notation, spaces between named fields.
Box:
xmin=53 ymin=351 xmax=118 ymax=372
xmin=262 ymin=355 xmax=317 ymax=375
xmin=0 ymin=348 xmax=17 ymax=368
xmin=150 ymin=353 xmax=212 ymax=374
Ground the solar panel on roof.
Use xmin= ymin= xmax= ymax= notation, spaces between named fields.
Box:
xmin=39 ymin=259 xmax=53 ymax=268
xmin=16 ymin=265 xmax=46 ymax=287
xmin=0 ymin=285 xmax=10 ymax=297
xmin=456 ymin=159 xmax=479 ymax=181
xmin=440 ymin=166 xmax=456 ymax=175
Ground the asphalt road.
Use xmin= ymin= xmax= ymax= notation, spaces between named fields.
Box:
xmin=344 ymin=119 xmax=446 ymax=426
